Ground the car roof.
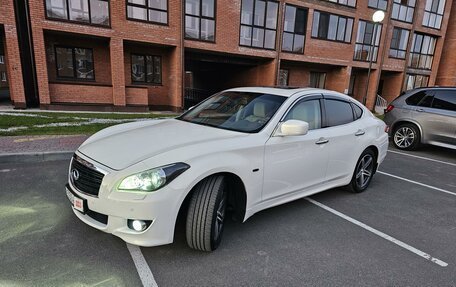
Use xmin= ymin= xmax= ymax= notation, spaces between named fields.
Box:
xmin=224 ymin=87 xmax=337 ymax=97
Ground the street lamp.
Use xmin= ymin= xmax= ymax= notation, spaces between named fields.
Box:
xmin=362 ymin=10 xmax=385 ymax=106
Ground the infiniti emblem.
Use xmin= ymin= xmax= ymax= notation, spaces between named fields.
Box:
xmin=72 ymin=169 xmax=80 ymax=181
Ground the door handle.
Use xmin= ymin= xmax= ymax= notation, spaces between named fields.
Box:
xmin=315 ymin=138 xmax=329 ymax=145
xmin=355 ymin=130 xmax=365 ymax=136
xmin=416 ymin=108 xmax=425 ymax=112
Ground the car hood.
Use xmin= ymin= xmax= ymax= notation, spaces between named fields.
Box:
xmin=78 ymin=119 xmax=245 ymax=170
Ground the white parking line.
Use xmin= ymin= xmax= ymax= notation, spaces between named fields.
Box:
xmin=377 ymin=171 xmax=456 ymax=197
xmin=306 ymin=198 xmax=448 ymax=267
xmin=388 ymin=150 xmax=456 ymax=167
xmin=127 ymin=243 xmax=159 ymax=287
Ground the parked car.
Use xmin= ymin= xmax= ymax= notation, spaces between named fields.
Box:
xmin=65 ymin=87 xmax=388 ymax=251
xmin=384 ymin=87 xmax=456 ymax=150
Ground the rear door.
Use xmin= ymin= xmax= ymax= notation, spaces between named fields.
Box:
xmin=321 ymin=96 xmax=363 ymax=182
xmin=412 ymin=90 xmax=456 ymax=146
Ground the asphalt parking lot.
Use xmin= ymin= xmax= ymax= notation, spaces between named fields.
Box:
xmin=1 ymin=145 xmax=455 ymax=287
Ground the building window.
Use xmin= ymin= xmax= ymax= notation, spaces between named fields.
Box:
xmin=368 ymin=0 xmax=387 ymax=10
xmin=55 ymin=46 xmax=94 ymax=80
xmin=309 ymin=72 xmax=326 ymax=88
xmin=389 ymin=27 xmax=409 ymax=59
xmin=423 ymin=0 xmax=445 ymax=29
xmin=131 ymin=54 xmax=162 ymax=84
xmin=409 ymin=33 xmax=437 ymax=70
xmin=405 ymin=74 xmax=429 ymax=90
xmin=282 ymin=5 xmax=307 ymax=54
xmin=354 ymin=20 xmax=382 ymax=62
xmin=127 ymin=0 xmax=167 ymax=25
xmin=1 ymin=72 xmax=6 ymax=82
xmin=45 ymin=0 xmax=110 ymax=26
xmin=278 ymin=69 xmax=289 ymax=86
xmin=240 ymin=0 xmax=279 ymax=50
xmin=391 ymin=0 xmax=415 ymax=23
xmin=311 ymin=11 xmax=353 ymax=44
xmin=0 ymin=55 xmax=4 ymax=64
xmin=185 ymin=0 xmax=215 ymax=42
xmin=322 ymin=0 xmax=356 ymax=8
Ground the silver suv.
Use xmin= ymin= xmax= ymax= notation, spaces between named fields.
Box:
xmin=384 ymin=87 xmax=456 ymax=150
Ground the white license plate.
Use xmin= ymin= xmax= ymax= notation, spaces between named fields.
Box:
xmin=66 ymin=187 xmax=84 ymax=212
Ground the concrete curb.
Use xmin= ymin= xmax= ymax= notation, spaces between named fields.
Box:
xmin=0 ymin=151 xmax=74 ymax=164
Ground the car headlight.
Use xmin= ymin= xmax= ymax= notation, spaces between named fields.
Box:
xmin=117 ymin=163 xmax=190 ymax=192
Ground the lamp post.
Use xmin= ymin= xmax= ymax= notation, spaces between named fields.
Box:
xmin=363 ymin=10 xmax=385 ymax=106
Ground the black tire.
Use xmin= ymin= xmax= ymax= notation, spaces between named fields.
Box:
xmin=186 ymin=175 xmax=227 ymax=251
xmin=346 ymin=149 xmax=376 ymax=193
xmin=393 ymin=123 xmax=420 ymax=150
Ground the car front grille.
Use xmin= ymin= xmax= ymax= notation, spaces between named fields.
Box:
xmin=70 ymin=155 xmax=104 ymax=197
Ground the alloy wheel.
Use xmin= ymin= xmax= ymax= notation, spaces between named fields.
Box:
xmin=394 ymin=127 xmax=415 ymax=149
xmin=214 ymin=192 xmax=227 ymax=241
xmin=355 ymin=154 xmax=374 ymax=189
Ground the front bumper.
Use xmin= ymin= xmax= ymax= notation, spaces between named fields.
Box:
xmin=66 ymin=173 xmax=184 ymax=247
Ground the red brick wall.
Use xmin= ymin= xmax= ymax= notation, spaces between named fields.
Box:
xmin=49 ymin=83 xmax=113 ymax=104
xmin=0 ymin=0 xmax=26 ymax=106
xmin=436 ymin=0 xmax=456 ymax=86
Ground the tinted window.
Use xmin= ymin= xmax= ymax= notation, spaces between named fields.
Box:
xmin=432 ymin=90 xmax=456 ymax=111
xmin=284 ymin=99 xmax=322 ymax=130
xmin=419 ymin=95 xmax=434 ymax=107
xmin=325 ymin=99 xmax=354 ymax=127
xmin=406 ymin=91 xmax=426 ymax=106
xmin=352 ymin=103 xmax=363 ymax=119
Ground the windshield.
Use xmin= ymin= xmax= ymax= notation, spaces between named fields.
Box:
xmin=178 ymin=91 xmax=287 ymax=133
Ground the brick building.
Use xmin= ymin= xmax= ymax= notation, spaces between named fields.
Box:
xmin=0 ymin=0 xmax=454 ymax=111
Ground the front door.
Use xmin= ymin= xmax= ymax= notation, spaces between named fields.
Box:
xmin=263 ymin=97 xmax=329 ymax=201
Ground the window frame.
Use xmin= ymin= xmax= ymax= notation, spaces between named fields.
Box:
xmin=184 ymin=0 xmax=217 ymax=42
xmin=130 ymin=53 xmax=162 ymax=85
xmin=45 ymin=0 xmax=111 ymax=28
xmin=239 ymin=0 xmax=280 ymax=50
xmin=389 ymin=27 xmax=410 ymax=59
xmin=405 ymin=74 xmax=430 ymax=90
xmin=422 ymin=0 xmax=446 ymax=30
xmin=311 ymin=10 xmax=354 ymax=44
xmin=391 ymin=0 xmax=416 ymax=24
xmin=408 ymin=33 xmax=437 ymax=70
xmin=309 ymin=71 xmax=327 ymax=89
xmin=278 ymin=68 xmax=289 ymax=86
xmin=367 ymin=0 xmax=388 ymax=10
xmin=353 ymin=20 xmax=382 ymax=62
xmin=54 ymin=45 xmax=95 ymax=81
xmin=322 ymin=0 xmax=356 ymax=8
xmin=0 ymin=71 xmax=7 ymax=82
xmin=126 ymin=0 xmax=169 ymax=26
xmin=281 ymin=4 xmax=308 ymax=54
xmin=0 ymin=55 xmax=4 ymax=64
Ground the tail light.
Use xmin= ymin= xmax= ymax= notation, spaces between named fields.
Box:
xmin=384 ymin=104 xmax=394 ymax=114
xmin=385 ymin=125 xmax=390 ymax=133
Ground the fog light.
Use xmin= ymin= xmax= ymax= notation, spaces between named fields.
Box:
xmin=127 ymin=219 xmax=152 ymax=232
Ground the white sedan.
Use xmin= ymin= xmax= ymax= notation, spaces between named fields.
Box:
xmin=66 ymin=87 xmax=388 ymax=251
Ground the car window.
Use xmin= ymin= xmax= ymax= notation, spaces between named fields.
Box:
xmin=406 ymin=91 xmax=426 ymax=106
xmin=284 ymin=99 xmax=322 ymax=130
xmin=179 ymin=91 xmax=286 ymax=133
xmin=418 ymin=95 xmax=434 ymax=108
xmin=432 ymin=90 xmax=456 ymax=111
xmin=352 ymin=103 xmax=363 ymax=119
xmin=324 ymin=99 xmax=354 ymax=127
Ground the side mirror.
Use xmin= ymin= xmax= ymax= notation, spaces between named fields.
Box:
xmin=277 ymin=120 xmax=309 ymax=136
